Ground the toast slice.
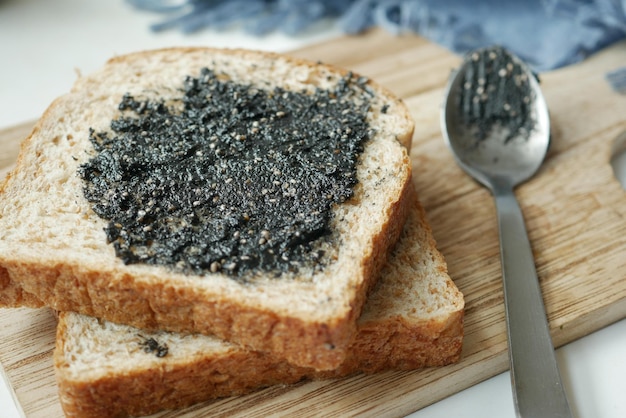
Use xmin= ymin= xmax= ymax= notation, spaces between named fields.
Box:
xmin=0 ymin=47 xmax=414 ymax=370
xmin=54 ymin=192 xmax=464 ymax=418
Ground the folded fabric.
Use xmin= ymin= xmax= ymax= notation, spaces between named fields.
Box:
xmin=127 ymin=0 xmax=626 ymax=71
xmin=606 ymin=67 xmax=626 ymax=93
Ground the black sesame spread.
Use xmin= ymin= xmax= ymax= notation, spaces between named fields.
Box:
xmin=79 ymin=68 xmax=375 ymax=278
xmin=139 ymin=336 xmax=169 ymax=358
xmin=457 ymin=46 xmax=536 ymax=143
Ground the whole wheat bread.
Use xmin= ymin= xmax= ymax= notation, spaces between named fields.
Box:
xmin=54 ymin=192 xmax=464 ymax=418
xmin=0 ymin=47 xmax=414 ymax=370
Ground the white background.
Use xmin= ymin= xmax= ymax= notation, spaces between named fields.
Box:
xmin=0 ymin=1 xmax=625 ymax=417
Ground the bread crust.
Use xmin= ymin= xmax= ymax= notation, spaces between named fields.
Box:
xmin=53 ymin=193 xmax=464 ymax=418
xmin=0 ymin=47 xmax=414 ymax=370
xmin=0 ymin=266 xmax=43 ymax=308
xmin=4 ymin=167 xmax=412 ymax=368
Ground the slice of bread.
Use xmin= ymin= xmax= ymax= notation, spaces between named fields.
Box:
xmin=0 ymin=47 xmax=414 ymax=370
xmin=54 ymin=193 xmax=464 ymax=418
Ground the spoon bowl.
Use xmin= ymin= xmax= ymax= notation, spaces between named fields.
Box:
xmin=441 ymin=46 xmax=573 ymax=418
xmin=442 ymin=47 xmax=551 ymax=189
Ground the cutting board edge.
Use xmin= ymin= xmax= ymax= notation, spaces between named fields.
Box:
xmin=554 ymin=295 xmax=626 ymax=348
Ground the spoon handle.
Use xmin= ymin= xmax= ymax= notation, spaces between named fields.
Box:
xmin=493 ymin=185 xmax=573 ymax=418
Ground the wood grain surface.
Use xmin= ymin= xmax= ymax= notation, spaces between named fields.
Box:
xmin=1 ymin=30 xmax=625 ymax=417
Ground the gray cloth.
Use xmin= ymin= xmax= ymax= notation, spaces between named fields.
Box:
xmin=128 ymin=0 xmax=626 ymax=72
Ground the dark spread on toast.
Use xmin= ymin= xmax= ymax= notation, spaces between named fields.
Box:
xmin=79 ymin=68 xmax=374 ymax=278
xmin=139 ymin=336 xmax=169 ymax=358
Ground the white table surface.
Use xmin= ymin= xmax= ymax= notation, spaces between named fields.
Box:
xmin=0 ymin=1 xmax=624 ymax=417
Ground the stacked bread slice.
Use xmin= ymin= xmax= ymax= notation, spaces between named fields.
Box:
xmin=0 ymin=48 xmax=464 ymax=417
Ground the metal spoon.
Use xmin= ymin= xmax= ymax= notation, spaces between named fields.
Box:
xmin=441 ymin=46 xmax=573 ymax=418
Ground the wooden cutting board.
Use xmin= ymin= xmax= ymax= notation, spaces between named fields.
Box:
xmin=1 ymin=30 xmax=625 ymax=417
